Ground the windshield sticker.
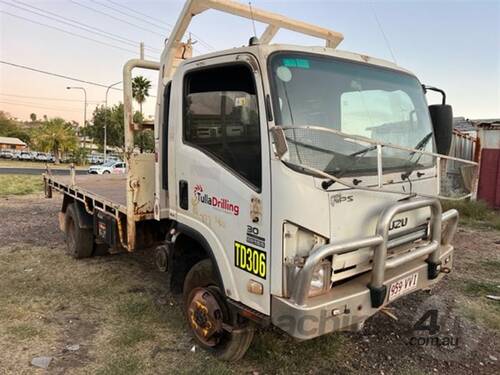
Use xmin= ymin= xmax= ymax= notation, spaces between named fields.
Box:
xmin=234 ymin=97 xmax=247 ymax=107
xmin=276 ymin=66 xmax=292 ymax=82
xmin=193 ymin=184 xmax=240 ymax=216
xmin=282 ymin=58 xmax=310 ymax=69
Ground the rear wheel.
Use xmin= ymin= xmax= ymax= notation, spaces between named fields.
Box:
xmin=102 ymin=170 xmax=110 ymax=174
xmin=183 ymin=259 xmax=254 ymax=361
xmin=64 ymin=204 xmax=93 ymax=259
xmin=93 ymin=243 xmax=110 ymax=256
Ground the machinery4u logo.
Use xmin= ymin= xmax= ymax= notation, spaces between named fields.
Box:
xmin=193 ymin=184 xmax=240 ymax=216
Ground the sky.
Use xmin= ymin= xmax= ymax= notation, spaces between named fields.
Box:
xmin=0 ymin=0 xmax=499 ymax=125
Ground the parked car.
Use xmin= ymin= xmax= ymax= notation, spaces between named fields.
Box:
xmin=0 ymin=150 xmax=14 ymax=159
xmin=18 ymin=151 xmax=34 ymax=161
xmin=35 ymin=152 xmax=51 ymax=162
xmin=88 ymin=160 xmax=126 ymax=174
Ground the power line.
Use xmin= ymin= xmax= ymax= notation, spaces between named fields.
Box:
xmin=69 ymin=0 xmax=165 ymax=38
xmin=105 ymin=0 xmax=214 ymax=51
xmin=0 ymin=10 xmax=158 ymax=58
xmin=0 ymin=60 xmax=123 ymax=90
xmin=1 ymin=98 xmax=90 ymax=109
xmin=0 ymin=92 xmax=103 ymax=103
xmin=9 ymin=0 xmax=161 ymax=53
xmin=91 ymin=0 xmax=169 ymax=32
xmin=0 ymin=61 xmax=158 ymax=102
xmin=0 ymin=100 xmax=84 ymax=113
xmin=103 ymin=0 xmax=215 ymax=51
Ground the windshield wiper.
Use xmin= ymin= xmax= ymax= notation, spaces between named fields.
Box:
xmin=400 ymin=132 xmax=433 ymax=180
xmin=321 ymin=144 xmax=379 ymax=190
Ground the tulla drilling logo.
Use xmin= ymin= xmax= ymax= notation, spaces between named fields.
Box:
xmin=193 ymin=184 xmax=240 ymax=216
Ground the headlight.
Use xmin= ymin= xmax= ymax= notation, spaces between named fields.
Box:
xmin=283 ymin=222 xmax=330 ymax=297
xmin=309 ymin=260 xmax=332 ymax=297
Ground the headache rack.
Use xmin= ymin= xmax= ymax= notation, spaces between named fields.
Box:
xmin=159 ymin=0 xmax=344 ymax=84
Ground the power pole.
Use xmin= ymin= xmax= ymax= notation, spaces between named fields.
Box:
xmin=104 ymin=81 xmax=122 ymax=162
xmin=140 ymin=42 xmax=144 ymax=60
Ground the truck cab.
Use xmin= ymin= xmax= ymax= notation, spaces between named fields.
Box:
xmin=155 ymin=39 xmax=462 ymax=344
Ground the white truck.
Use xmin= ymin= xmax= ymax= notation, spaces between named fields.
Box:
xmin=44 ymin=0 xmax=477 ymax=361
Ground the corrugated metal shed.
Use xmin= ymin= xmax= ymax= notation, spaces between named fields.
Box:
xmin=476 ymin=121 xmax=500 ymax=209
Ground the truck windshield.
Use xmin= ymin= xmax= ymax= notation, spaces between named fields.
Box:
xmin=268 ymin=53 xmax=435 ymax=176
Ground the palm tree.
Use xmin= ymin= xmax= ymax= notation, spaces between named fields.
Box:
xmin=132 ymin=76 xmax=151 ymax=115
xmin=34 ymin=118 xmax=78 ymax=164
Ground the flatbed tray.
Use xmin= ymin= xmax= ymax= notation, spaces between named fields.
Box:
xmin=45 ymin=173 xmax=127 ymax=215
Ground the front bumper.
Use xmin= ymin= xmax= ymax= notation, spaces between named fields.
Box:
xmin=272 ymin=198 xmax=459 ymax=340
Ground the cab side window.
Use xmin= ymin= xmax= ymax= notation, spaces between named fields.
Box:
xmin=183 ymin=64 xmax=261 ymax=190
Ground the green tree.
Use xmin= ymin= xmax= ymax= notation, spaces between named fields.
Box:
xmin=30 ymin=113 xmax=37 ymax=122
xmin=130 ymin=111 xmax=153 ymax=152
xmin=0 ymin=111 xmax=16 ymax=136
xmin=86 ymin=103 xmax=149 ymax=152
xmin=71 ymin=147 xmax=89 ymax=165
xmin=0 ymin=111 xmax=31 ymax=144
xmin=132 ymin=76 xmax=151 ymax=115
xmin=86 ymin=103 xmax=125 ymax=151
xmin=33 ymin=118 xmax=78 ymax=164
xmin=135 ymin=129 xmax=154 ymax=152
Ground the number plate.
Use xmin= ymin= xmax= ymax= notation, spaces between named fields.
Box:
xmin=388 ymin=272 xmax=418 ymax=301
xmin=234 ymin=241 xmax=267 ymax=279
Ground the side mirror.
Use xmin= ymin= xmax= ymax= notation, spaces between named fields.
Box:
xmin=424 ymin=86 xmax=453 ymax=155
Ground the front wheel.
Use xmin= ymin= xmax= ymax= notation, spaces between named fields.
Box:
xmin=183 ymin=259 xmax=254 ymax=361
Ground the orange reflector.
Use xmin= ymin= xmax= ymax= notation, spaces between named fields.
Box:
xmin=247 ymin=280 xmax=263 ymax=295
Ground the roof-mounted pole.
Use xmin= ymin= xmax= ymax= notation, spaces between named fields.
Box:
xmin=160 ymin=0 xmax=344 ymax=82
xmin=196 ymin=0 xmax=344 ymax=48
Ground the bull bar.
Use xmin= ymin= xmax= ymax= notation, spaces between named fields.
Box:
xmin=290 ymin=197 xmax=459 ymax=307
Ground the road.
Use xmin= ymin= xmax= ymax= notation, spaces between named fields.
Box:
xmin=0 ymin=167 xmax=87 ymax=175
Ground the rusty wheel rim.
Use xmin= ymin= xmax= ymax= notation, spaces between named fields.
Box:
xmin=187 ymin=287 xmax=224 ymax=347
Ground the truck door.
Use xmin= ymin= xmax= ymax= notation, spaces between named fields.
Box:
xmin=172 ymin=54 xmax=271 ymax=314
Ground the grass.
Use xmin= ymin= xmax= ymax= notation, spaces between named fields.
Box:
xmin=6 ymin=323 xmax=43 ymax=341
xmin=479 ymin=259 xmax=500 ymax=273
xmin=245 ymin=328 xmax=348 ymax=373
xmin=461 ymin=280 xmax=498 ymax=297
xmin=0 ymin=159 xmax=87 ymax=169
xmin=112 ymin=325 xmax=154 ymax=347
xmin=173 ymin=361 xmax=234 ymax=375
xmin=442 ymin=199 xmax=500 ymax=230
xmin=0 ymin=174 xmax=44 ymax=196
xmin=95 ymin=354 xmax=143 ymax=375
xmin=117 ymin=298 xmax=161 ymax=322
xmin=456 ymin=278 xmax=500 ymax=330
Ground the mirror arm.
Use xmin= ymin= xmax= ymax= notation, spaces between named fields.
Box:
xmin=422 ymin=85 xmax=447 ymax=105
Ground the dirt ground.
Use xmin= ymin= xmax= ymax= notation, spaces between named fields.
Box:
xmin=0 ymin=194 xmax=499 ymax=374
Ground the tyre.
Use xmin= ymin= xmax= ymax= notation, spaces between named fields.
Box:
xmin=93 ymin=243 xmax=110 ymax=256
xmin=103 ymin=170 xmax=110 ymax=174
xmin=64 ymin=204 xmax=93 ymax=259
xmin=183 ymin=259 xmax=254 ymax=361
